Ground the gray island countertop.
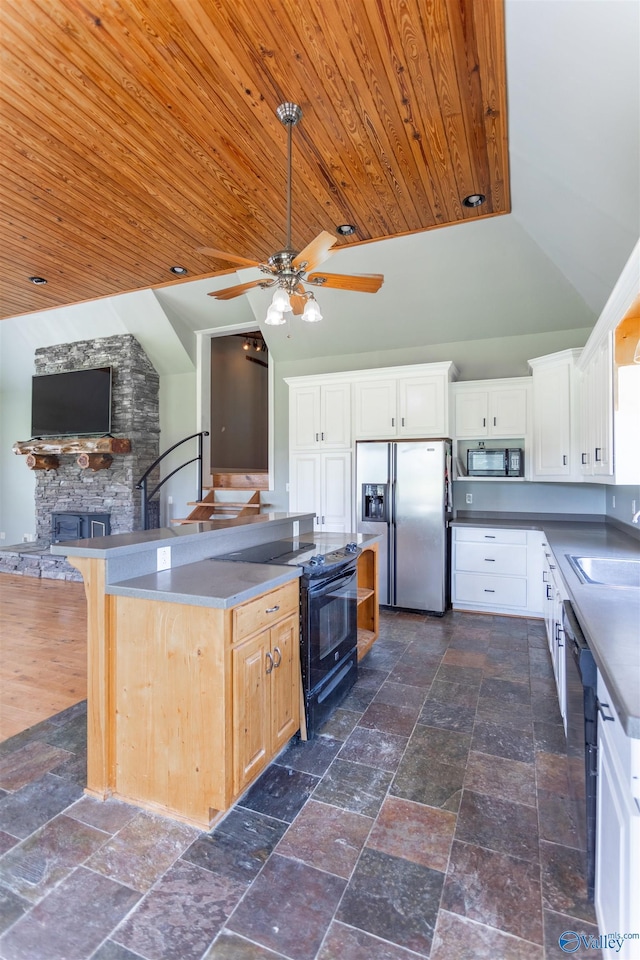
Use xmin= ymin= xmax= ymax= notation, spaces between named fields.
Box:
xmin=452 ymin=513 xmax=640 ymax=738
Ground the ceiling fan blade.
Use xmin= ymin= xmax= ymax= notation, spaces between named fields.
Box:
xmin=197 ymin=247 xmax=263 ymax=268
xmin=290 ymin=294 xmax=307 ymax=316
xmin=306 ymin=272 xmax=384 ymax=293
xmin=208 ymin=279 xmax=272 ymax=300
xmin=292 ymin=231 xmax=337 ymax=271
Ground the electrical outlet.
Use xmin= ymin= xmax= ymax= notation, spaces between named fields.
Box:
xmin=0 ymin=532 xmax=5 ymax=540
xmin=157 ymin=546 xmax=171 ymax=571
xmin=466 ymin=493 xmax=473 ymax=504
xmin=167 ymin=495 xmax=173 ymax=505
xmin=612 ymin=495 xmax=616 ymax=508
xmin=285 ymin=482 xmax=290 ymax=493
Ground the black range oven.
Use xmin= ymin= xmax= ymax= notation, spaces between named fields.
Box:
xmin=215 ymin=538 xmax=360 ymax=737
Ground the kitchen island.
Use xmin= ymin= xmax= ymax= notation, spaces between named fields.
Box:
xmin=51 ymin=514 xmax=381 ymax=829
xmin=51 ymin=512 xmax=314 ymax=828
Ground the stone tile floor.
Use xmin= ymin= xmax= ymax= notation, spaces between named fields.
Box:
xmin=0 ymin=610 xmax=602 ymax=960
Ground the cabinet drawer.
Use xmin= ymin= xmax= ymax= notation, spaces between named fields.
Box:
xmin=454 ymin=572 xmax=527 ymax=608
xmin=454 ymin=526 xmax=527 ymax=545
xmin=233 ymin=581 xmax=299 ymax=643
xmin=455 ymin=542 xmax=527 ymax=577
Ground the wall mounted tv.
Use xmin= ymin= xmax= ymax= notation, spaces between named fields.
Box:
xmin=31 ymin=367 xmax=113 ymax=437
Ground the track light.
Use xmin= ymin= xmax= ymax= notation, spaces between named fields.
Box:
xmin=242 ymin=338 xmax=251 ymax=350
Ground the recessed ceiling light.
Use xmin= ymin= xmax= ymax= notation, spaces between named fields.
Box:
xmin=462 ymin=194 xmax=486 ymax=208
xmin=28 ymin=276 xmax=47 ymax=285
xmin=170 ymin=265 xmax=188 ymax=275
xmin=336 ymin=224 xmax=356 ymax=236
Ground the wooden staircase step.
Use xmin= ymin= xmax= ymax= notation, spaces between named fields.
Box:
xmin=211 ymin=472 xmax=268 ymax=490
xmin=186 ymin=501 xmax=260 ymax=509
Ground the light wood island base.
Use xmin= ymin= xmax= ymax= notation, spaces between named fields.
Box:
xmin=70 ymin=557 xmax=300 ymax=829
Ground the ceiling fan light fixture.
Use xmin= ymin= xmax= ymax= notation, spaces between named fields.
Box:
xmin=462 ymin=193 xmax=486 ymax=208
xmin=302 ymin=295 xmax=322 ymax=323
xmin=272 ymin=287 xmax=293 ymax=312
xmin=265 ymin=304 xmax=286 ymax=325
xmin=336 ymin=224 xmax=356 ymax=236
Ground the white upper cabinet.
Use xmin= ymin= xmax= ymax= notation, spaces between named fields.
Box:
xmin=529 ymin=349 xmax=581 ymax=481
xmin=398 ymin=374 xmax=448 ymax=437
xmin=288 ymin=381 xmax=351 ymax=450
xmin=452 ymin=379 xmax=530 ymax=439
xmin=578 ymin=336 xmax=614 ymax=479
xmin=353 ymin=378 xmax=397 ymax=439
xmin=353 ymin=362 xmax=457 ymax=440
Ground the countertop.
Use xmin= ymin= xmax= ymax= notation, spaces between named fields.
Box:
xmin=49 ymin=511 xmax=307 ymax=559
xmin=452 ymin=513 xmax=640 ymax=738
xmin=108 ymin=559 xmax=301 ymax=609
xmin=106 ymin=532 xmax=380 ymax=611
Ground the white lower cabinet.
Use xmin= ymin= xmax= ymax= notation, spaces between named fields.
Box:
xmin=289 ymin=451 xmax=351 ymax=533
xmin=451 ymin=526 xmax=544 ymax=616
xmin=595 ymin=674 xmax=640 ymax=958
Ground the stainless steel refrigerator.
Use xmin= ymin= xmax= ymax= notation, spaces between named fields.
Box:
xmin=356 ymin=439 xmax=452 ymax=614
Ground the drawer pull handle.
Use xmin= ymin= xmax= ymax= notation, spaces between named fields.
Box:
xmin=484 ymin=589 xmax=496 ymax=593
xmin=482 ymin=418 xmax=486 ymax=427
xmin=595 ymin=447 xmax=602 ymax=462
xmin=546 ymin=585 xmax=553 ymax=599
xmin=391 ymin=418 xmax=395 ymax=427
xmin=581 ymin=452 xmax=588 ymax=465
xmin=265 ymin=651 xmax=274 ymax=674
xmin=493 ymin=417 xmax=497 ymax=426
xmin=315 ymin=433 xmax=319 ymax=442
xmin=563 ymin=455 xmax=567 ymax=465
xmin=265 ymin=605 xmax=280 ymax=614
xmin=484 ymin=558 xmax=496 ymax=562
xmin=273 ymin=646 xmax=282 ymax=668
xmin=597 ymin=700 xmax=615 ymax=722
xmin=484 ymin=535 xmax=496 ymax=539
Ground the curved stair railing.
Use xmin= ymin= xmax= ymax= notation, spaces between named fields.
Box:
xmin=136 ymin=431 xmax=209 ymax=530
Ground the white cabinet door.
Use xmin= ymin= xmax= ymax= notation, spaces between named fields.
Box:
xmin=289 ymin=453 xmax=321 ymax=518
xmin=490 ymin=387 xmax=528 ymax=437
xmin=592 ymin=338 xmax=613 ymax=478
xmin=579 ymin=337 xmax=613 ymax=479
xmin=531 ymin=361 xmax=572 ymax=477
xmin=455 ymin=390 xmax=489 ymax=437
xmin=320 ymin=452 xmax=352 ymax=532
xmin=320 ymin=382 xmax=351 ymax=448
xmin=354 ymin=379 xmax=397 ymax=438
xmin=289 ymin=383 xmax=351 ymax=450
xmin=289 ymin=451 xmax=351 ymax=532
xmin=398 ymin=375 xmax=447 ymax=437
xmin=289 ymin=386 xmax=321 ymax=450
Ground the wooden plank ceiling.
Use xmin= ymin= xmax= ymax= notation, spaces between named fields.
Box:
xmin=0 ymin=0 xmax=509 ymax=320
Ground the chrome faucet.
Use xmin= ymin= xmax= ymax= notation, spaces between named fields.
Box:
xmin=633 ymin=508 xmax=640 ymax=524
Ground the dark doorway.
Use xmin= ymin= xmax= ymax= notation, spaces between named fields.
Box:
xmin=210 ymin=332 xmax=268 ymax=472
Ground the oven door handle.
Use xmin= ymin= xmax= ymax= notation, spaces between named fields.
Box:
xmin=306 ymin=567 xmax=357 ymax=596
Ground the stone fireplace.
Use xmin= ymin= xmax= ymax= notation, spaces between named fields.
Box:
xmin=0 ymin=334 xmax=160 ymax=580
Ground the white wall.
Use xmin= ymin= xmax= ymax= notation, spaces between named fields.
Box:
xmin=158 ymin=372 xmax=199 ymax=525
xmin=605 ymin=484 xmax=640 ymax=531
xmin=452 ymin=480 xmax=606 ymax=518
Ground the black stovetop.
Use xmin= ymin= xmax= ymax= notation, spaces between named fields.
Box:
xmin=215 ymin=538 xmax=360 ymax=576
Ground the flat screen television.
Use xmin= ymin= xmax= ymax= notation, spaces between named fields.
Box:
xmin=31 ymin=366 xmax=113 ymax=437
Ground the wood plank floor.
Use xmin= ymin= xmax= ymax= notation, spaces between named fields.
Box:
xmin=0 ymin=574 xmax=87 ymax=741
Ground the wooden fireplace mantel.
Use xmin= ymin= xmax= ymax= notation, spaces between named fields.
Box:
xmin=13 ymin=437 xmax=131 ymax=456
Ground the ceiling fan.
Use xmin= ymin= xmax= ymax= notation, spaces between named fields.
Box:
xmin=200 ymin=102 xmax=384 ymax=325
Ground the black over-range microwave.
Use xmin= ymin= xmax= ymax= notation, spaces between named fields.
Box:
xmin=467 ymin=447 xmax=524 ymax=477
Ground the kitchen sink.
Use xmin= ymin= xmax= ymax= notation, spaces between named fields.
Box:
xmin=567 ymin=555 xmax=640 ymax=587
